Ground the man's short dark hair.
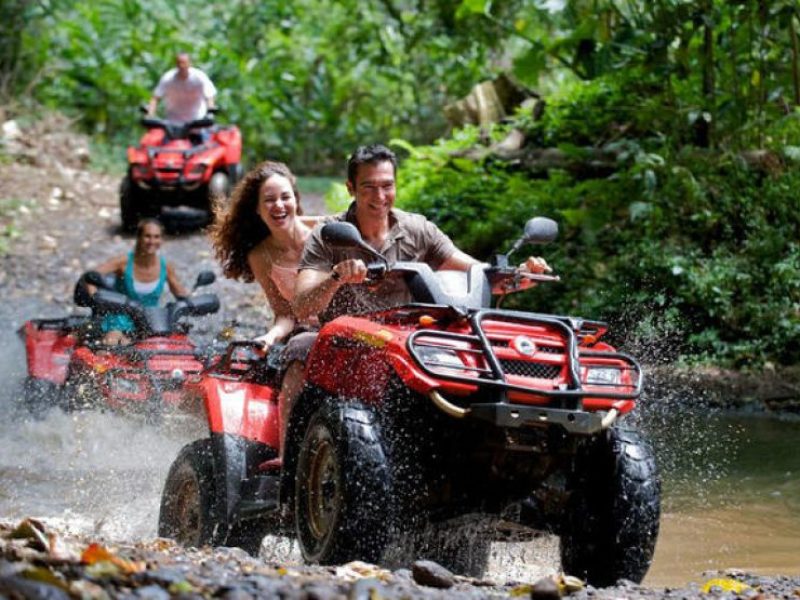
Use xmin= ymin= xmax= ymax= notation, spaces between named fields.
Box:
xmin=347 ymin=144 xmax=397 ymax=186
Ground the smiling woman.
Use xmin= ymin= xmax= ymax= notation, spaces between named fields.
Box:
xmin=88 ymin=218 xmax=189 ymax=345
xmin=209 ymin=161 xmax=325 ymax=351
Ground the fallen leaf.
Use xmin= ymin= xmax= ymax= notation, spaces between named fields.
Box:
xmin=169 ymin=580 xmax=196 ymax=594
xmin=509 ymin=584 xmax=533 ymax=596
xmin=21 ymin=566 xmax=70 ymax=591
xmin=80 ymin=542 xmax=145 ymax=574
xmin=701 ymin=578 xmax=751 ymax=594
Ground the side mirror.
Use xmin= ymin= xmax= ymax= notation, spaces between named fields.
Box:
xmin=320 ymin=222 xmax=385 ymax=261
xmin=521 ymin=217 xmax=558 ymax=245
xmin=506 ymin=217 xmax=558 ymax=258
xmin=194 ymin=270 xmax=216 ymax=289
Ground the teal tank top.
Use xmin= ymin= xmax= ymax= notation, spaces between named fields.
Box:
xmin=102 ymin=253 xmax=167 ymax=334
xmin=114 ymin=251 xmax=168 ymax=307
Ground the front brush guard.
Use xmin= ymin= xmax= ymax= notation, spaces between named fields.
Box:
xmin=407 ymin=308 xmax=643 ymax=433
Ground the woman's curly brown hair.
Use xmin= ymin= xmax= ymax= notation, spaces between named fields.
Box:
xmin=208 ymin=160 xmax=303 ymax=282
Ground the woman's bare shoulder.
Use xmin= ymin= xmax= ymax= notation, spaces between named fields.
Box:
xmin=247 ymin=239 xmax=274 ymax=274
xmin=95 ymin=254 xmax=128 ymax=274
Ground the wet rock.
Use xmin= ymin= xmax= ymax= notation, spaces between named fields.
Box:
xmin=305 ymin=582 xmax=346 ymax=600
xmin=134 ymin=566 xmax=191 ymax=587
xmin=2 ymin=119 xmax=22 ymax=140
xmin=392 ymin=568 xmax=414 ymax=583
xmin=411 ymin=559 xmax=455 ymax=589
xmin=530 ymin=576 xmax=561 ymax=600
xmin=216 ymin=586 xmax=256 ymax=600
xmin=131 ymin=584 xmax=171 ymax=600
xmin=0 ymin=574 xmax=71 ymax=600
xmin=348 ymin=577 xmax=389 ymax=600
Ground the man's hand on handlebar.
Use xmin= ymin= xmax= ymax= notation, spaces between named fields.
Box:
xmin=491 ymin=256 xmax=559 ymax=295
xmin=331 ymin=259 xmax=368 ymax=284
xmin=521 ymin=256 xmax=552 ymax=275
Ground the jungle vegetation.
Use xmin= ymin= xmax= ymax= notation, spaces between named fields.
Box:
xmin=1 ymin=0 xmax=798 ymax=367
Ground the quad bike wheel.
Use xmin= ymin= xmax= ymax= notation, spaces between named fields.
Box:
xmin=20 ymin=377 xmax=60 ymax=419
xmin=295 ymin=403 xmax=392 ymax=564
xmin=158 ymin=438 xmax=269 ymax=555
xmin=209 ymin=172 xmax=230 ymax=199
xmin=158 ymin=439 xmax=217 ymax=547
xmin=60 ymin=368 xmax=102 ymax=413
xmin=560 ymin=425 xmax=661 ymax=587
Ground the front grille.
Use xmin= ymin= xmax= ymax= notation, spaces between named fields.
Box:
xmin=156 ymin=377 xmax=185 ymax=392
xmin=500 ymin=359 xmax=561 ymax=379
xmin=537 ymin=345 xmax=562 ymax=354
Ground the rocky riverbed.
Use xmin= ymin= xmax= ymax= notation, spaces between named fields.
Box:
xmin=1 ymin=114 xmax=798 ymax=599
xmin=3 ymin=518 xmax=800 ymax=600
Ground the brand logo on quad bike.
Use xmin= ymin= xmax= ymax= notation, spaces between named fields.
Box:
xmin=511 ymin=336 xmax=537 ymax=356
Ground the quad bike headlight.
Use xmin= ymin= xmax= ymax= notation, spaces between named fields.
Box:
xmin=131 ymin=164 xmax=150 ymax=179
xmin=584 ymin=367 xmax=622 ymax=385
xmin=417 ymin=346 xmax=465 ymax=373
xmin=189 ymin=163 xmax=209 ymax=176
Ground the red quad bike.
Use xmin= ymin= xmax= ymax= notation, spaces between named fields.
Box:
xmin=120 ymin=107 xmax=243 ymax=231
xmin=21 ymin=270 xmax=220 ymax=422
xmin=158 ymin=218 xmax=661 ymax=587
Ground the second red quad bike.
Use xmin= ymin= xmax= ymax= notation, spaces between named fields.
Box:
xmin=158 ymin=218 xmax=660 ymax=586
xmin=21 ymin=270 xmax=220 ymax=422
xmin=120 ymin=107 xmax=243 ymax=231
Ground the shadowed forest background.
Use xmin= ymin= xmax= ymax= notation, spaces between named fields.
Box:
xmin=1 ymin=0 xmax=798 ymax=369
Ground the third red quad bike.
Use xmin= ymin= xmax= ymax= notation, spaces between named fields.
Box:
xmin=21 ymin=270 xmax=220 ymax=422
xmin=158 ymin=218 xmax=661 ymax=586
xmin=120 ymin=107 xmax=243 ymax=231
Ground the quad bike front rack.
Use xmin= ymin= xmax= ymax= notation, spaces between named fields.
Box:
xmin=407 ymin=308 xmax=643 ymax=434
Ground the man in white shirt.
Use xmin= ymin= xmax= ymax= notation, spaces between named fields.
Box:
xmin=147 ymin=53 xmax=216 ymax=123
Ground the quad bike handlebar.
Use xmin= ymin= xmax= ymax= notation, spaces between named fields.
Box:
xmin=140 ymin=115 xmax=216 ymax=139
xmin=320 ymin=217 xmax=560 ymax=307
xmin=75 ymin=270 xmax=220 ymax=337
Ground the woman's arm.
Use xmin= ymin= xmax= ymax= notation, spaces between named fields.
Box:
xmin=86 ymin=255 xmax=126 ymax=295
xmin=166 ymin=263 xmax=190 ymax=298
xmin=249 ymin=248 xmax=296 ymax=348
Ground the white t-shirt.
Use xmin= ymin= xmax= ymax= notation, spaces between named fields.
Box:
xmin=153 ymin=67 xmax=217 ymax=123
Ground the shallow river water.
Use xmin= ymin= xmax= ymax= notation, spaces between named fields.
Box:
xmin=0 ymin=310 xmax=797 ymax=586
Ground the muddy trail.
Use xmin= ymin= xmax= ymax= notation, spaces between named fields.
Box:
xmin=1 ymin=116 xmax=798 ymax=598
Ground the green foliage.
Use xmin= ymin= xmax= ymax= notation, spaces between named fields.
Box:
xmin=10 ymin=0 xmax=512 ymax=171
xmin=324 ymin=182 xmax=352 ymax=214
xmin=397 ymin=118 xmax=800 ymax=367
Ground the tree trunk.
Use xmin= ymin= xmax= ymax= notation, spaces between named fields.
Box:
xmin=696 ymin=1 xmax=715 ymax=148
xmin=791 ymin=13 xmax=800 ymax=106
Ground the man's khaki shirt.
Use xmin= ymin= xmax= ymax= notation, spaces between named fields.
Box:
xmin=299 ymin=203 xmax=456 ymax=323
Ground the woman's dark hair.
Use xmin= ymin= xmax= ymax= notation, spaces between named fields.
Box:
xmin=208 ymin=160 xmax=302 ymax=282
xmin=134 ymin=218 xmax=164 ymax=253
xmin=346 ymin=144 xmax=397 ymax=187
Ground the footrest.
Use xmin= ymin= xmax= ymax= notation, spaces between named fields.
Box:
xmin=257 ymin=457 xmax=282 ymax=472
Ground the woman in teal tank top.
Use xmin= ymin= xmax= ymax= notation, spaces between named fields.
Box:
xmin=89 ymin=219 xmax=189 ymax=345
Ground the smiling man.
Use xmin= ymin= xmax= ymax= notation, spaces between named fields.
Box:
xmin=293 ymin=144 xmax=484 ymax=323
xmin=147 ymin=52 xmax=216 ymax=123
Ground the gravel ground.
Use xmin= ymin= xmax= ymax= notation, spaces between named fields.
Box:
xmin=1 ymin=116 xmax=798 ymax=599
